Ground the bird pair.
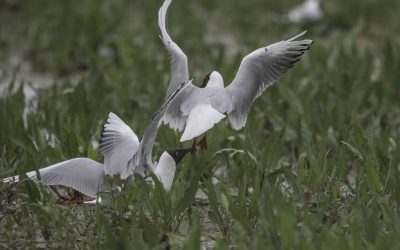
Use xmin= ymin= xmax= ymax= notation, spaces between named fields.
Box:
xmin=3 ymin=0 xmax=313 ymax=202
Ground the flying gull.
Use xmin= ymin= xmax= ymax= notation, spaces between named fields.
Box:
xmin=158 ymin=0 xmax=313 ymax=146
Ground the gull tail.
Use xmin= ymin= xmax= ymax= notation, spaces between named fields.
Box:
xmin=180 ymin=104 xmax=225 ymax=142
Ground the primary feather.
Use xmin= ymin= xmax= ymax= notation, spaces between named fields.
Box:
xmin=3 ymin=158 xmax=104 ymax=198
xmin=99 ymin=112 xmax=140 ymax=179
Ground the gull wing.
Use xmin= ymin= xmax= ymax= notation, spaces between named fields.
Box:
xmin=158 ymin=0 xmax=190 ymax=97
xmin=99 ymin=113 xmax=140 ymax=179
xmin=139 ymin=78 xmax=192 ymax=169
xmin=3 ymin=158 xmax=104 ymax=198
xmin=226 ymin=31 xmax=313 ymax=129
xmin=158 ymin=0 xmax=198 ymax=132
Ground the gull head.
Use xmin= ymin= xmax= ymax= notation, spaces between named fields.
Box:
xmin=166 ymin=147 xmax=193 ymax=164
xmin=200 ymin=71 xmax=224 ymax=88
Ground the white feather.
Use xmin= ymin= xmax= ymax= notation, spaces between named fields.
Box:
xmin=3 ymin=158 xmax=104 ymax=198
xmin=154 ymin=152 xmax=176 ymax=192
xmin=180 ymin=103 xmax=225 ymax=142
xmin=100 ymin=112 xmax=140 ymax=179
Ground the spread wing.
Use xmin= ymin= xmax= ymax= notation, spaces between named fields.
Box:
xmin=139 ymin=78 xmax=192 ymax=169
xmin=158 ymin=0 xmax=197 ymax=132
xmin=158 ymin=0 xmax=191 ymax=96
xmin=226 ymin=31 xmax=313 ymax=129
xmin=99 ymin=112 xmax=140 ymax=179
xmin=3 ymin=158 xmax=105 ymax=198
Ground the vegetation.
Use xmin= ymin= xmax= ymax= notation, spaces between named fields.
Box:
xmin=1 ymin=0 xmax=400 ymax=248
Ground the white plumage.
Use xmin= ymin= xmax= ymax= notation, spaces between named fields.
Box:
xmin=154 ymin=152 xmax=176 ymax=192
xmin=100 ymin=112 xmax=140 ymax=179
xmin=158 ymin=0 xmax=313 ymax=141
xmin=3 ymin=158 xmax=104 ymax=198
xmin=180 ymin=104 xmax=225 ymax=142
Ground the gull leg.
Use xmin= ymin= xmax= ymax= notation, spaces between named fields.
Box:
xmin=191 ymin=138 xmax=197 ymax=154
xmin=197 ymin=134 xmax=207 ymax=151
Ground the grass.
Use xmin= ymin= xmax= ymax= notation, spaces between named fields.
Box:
xmin=1 ymin=0 xmax=400 ymax=248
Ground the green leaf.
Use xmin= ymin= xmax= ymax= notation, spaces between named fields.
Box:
xmin=182 ymin=214 xmax=201 ymax=250
xmin=341 ymin=140 xmax=364 ymax=161
xmin=174 ymin=174 xmax=200 ymax=217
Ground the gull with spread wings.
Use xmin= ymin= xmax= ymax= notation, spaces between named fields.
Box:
xmin=159 ymin=0 xmax=313 ymax=147
xmin=3 ymin=79 xmax=194 ymax=198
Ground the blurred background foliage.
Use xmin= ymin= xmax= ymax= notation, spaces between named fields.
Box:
xmin=1 ymin=0 xmax=400 ymax=249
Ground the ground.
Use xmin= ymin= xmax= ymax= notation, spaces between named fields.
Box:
xmin=1 ymin=0 xmax=400 ymax=249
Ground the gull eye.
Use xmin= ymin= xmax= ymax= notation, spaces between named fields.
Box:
xmin=175 ymin=152 xmax=180 ymax=156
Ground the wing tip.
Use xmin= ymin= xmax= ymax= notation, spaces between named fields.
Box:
xmin=162 ymin=115 xmax=185 ymax=132
xmin=107 ymin=112 xmax=119 ymax=121
xmin=99 ymin=112 xmax=125 ymax=149
xmin=228 ymin=114 xmax=247 ymax=131
xmin=287 ymin=30 xmax=308 ymax=42
xmin=99 ymin=114 xmax=111 ymax=147
xmin=2 ymin=176 xmax=19 ymax=184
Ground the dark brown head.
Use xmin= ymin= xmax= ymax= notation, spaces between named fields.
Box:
xmin=166 ymin=148 xmax=193 ymax=164
xmin=200 ymin=71 xmax=212 ymax=88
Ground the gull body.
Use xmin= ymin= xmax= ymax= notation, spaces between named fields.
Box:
xmin=158 ymin=0 xmax=313 ymax=142
xmin=3 ymin=80 xmax=192 ymax=197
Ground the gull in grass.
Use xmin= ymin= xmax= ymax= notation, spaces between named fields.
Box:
xmin=158 ymin=0 xmax=313 ymax=147
xmin=3 ymin=79 xmax=196 ymax=200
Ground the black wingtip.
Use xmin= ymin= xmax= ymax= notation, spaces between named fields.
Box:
xmin=99 ymin=113 xmax=111 ymax=147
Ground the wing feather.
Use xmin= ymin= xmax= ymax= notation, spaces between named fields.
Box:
xmin=158 ymin=0 xmax=198 ymax=132
xmin=99 ymin=113 xmax=140 ymax=179
xmin=3 ymin=158 xmax=104 ymax=198
xmin=226 ymin=31 xmax=313 ymax=129
xmin=139 ymin=78 xmax=191 ymax=169
xmin=158 ymin=0 xmax=190 ymax=96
